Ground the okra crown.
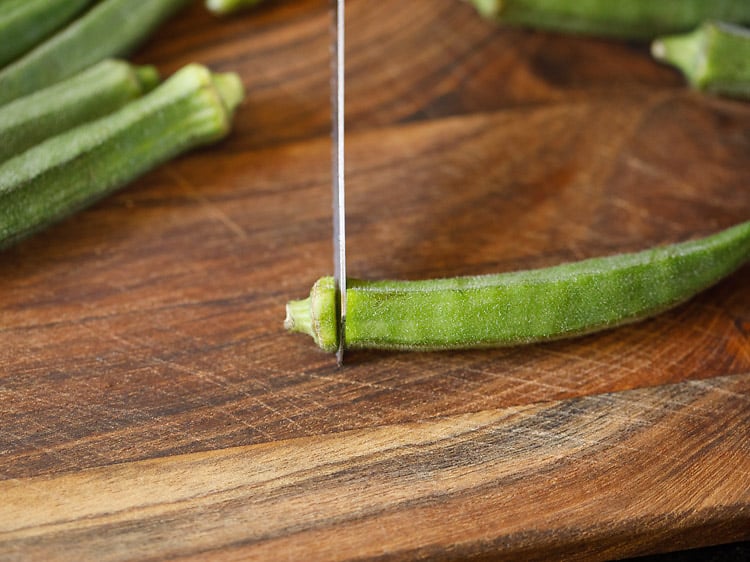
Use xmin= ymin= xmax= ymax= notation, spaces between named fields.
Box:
xmin=285 ymin=277 xmax=339 ymax=352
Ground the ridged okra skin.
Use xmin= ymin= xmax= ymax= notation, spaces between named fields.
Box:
xmin=0 ymin=0 xmax=191 ymax=107
xmin=470 ymin=0 xmax=750 ymax=39
xmin=286 ymin=221 xmax=750 ymax=352
xmin=0 ymin=0 xmax=93 ymax=68
xmin=652 ymin=21 xmax=750 ymax=99
xmin=0 ymin=64 xmax=244 ymax=248
xmin=0 ymin=59 xmax=159 ymax=164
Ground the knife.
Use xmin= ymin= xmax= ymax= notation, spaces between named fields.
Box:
xmin=331 ymin=0 xmax=346 ymax=365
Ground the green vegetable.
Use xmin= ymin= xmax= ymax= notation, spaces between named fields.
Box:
xmin=0 ymin=0 xmax=190 ymax=107
xmin=652 ymin=21 xmax=750 ymax=99
xmin=0 ymin=59 xmax=159 ymax=164
xmin=206 ymin=0 xmax=265 ymax=16
xmin=0 ymin=0 xmax=93 ymax=68
xmin=469 ymin=0 xmax=750 ymax=39
xmin=286 ymin=221 xmax=750 ymax=352
xmin=0 ymin=64 xmax=244 ymax=248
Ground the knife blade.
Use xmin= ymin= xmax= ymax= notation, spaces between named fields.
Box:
xmin=331 ymin=0 xmax=346 ymax=365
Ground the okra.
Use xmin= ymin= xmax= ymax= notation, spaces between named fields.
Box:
xmin=206 ymin=0 xmax=265 ymax=16
xmin=0 ymin=59 xmax=159 ymax=164
xmin=286 ymin=221 xmax=750 ymax=352
xmin=0 ymin=64 xmax=244 ymax=248
xmin=652 ymin=21 xmax=750 ymax=99
xmin=469 ymin=0 xmax=750 ymax=40
xmin=0 ymin=0 xmax=190 ymax=107
xmin=0 ymin=0 xmax=92 ymax=68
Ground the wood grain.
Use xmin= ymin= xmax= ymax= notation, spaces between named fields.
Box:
xmin=2 ymin=95 xmax=748 ymax=480
xmin=1 ymin=374 xmax=748 ymax=562
xmin=133 ymin=0 xmax=683 ymax=149
xmin=0 ymin=0 xmax=749 ymax=559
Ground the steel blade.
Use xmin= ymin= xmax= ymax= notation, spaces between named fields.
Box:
xmin=331 ymin=0 xmax=346 ymax=364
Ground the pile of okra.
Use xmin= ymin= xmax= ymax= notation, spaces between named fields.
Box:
xmin=0 ymin=0 xmax=247 ymax=248
xmin=0 ymin=1 xmax=748 ymax=355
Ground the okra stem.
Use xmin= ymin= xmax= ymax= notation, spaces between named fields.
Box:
xmin=0 ymin=64 xmax=244 ymax=248
xmin=286 ymin=221 xmax=750 ymax=352
xmin=0 ymin=59 xmax=159 ymax=164
xmin=0 ymin=0 xmax=93 ymax=68
xmin=652 ymin=21 xmax=750 ymax=99
xmin=469 ymin=0 xmax=750 ymax=39
xmin=206 ymin=0 xmax=265 ymax=16
xmin=0 ymin=0 xmax=191 ymax=107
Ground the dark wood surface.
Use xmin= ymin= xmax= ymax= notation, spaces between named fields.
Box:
xmin=1 ymin=0 xmax=749 ymax=560
xmin=2 ymin=375 xmax=748 ymax=562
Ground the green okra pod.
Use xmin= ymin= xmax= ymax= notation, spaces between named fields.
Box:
xmin=0 ymin=64 xmax=244 ymax=248
xmin=0 ymin=0 xmax=190 ymax=107
xmin=206 ymin=0 xmax=265 ymax=16
xmin=286 ymin=221 xmax=750 ymax=352
xmin=652 ymin=21 xmax=750 ymax=99
xmin=0 ymin=0 xmax=93 ymax=68
xmin=469 ymin=0 xmax=750 ymax=40
xmin=0 ymin=59 xmax=159 ymax=164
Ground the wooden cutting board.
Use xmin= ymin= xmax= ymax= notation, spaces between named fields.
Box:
xmin=1 ymin=1 xmax=748 ymax=560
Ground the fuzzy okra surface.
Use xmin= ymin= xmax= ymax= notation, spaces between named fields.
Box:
xmin=0 ymin=64 xmax=244 ymax=248
xmin=286 ymin=221 xmax=750 ymax=352
xmin=0 ymin=0 xmax=191 ymax=107
xmin=0 ymin=59 xmax=159 ymax=164
xmin=0 ymin=0 xmax=93 ymax=68
xmin=469 ymin=0 xmax=750 ymax=39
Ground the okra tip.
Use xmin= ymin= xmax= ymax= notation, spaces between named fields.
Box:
xmin=205 ymin=0 xmax=231 ymax=15
xmin=134 ymin=65 xmax=161 ymax=93
xmin=285 ymin=298 xmax=312 ymax=335
xmin=211 ymin=72 xmax=245 ymax=115
xmin=469 ymin=0 xmax=502 ymax=19
xmin=651 ymin=23 xmax=711 ymax=88
xmin=285 ymin=277 xmax=339 ymax=353
xmin=205 ymin=0 xmax=264 ymax=16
